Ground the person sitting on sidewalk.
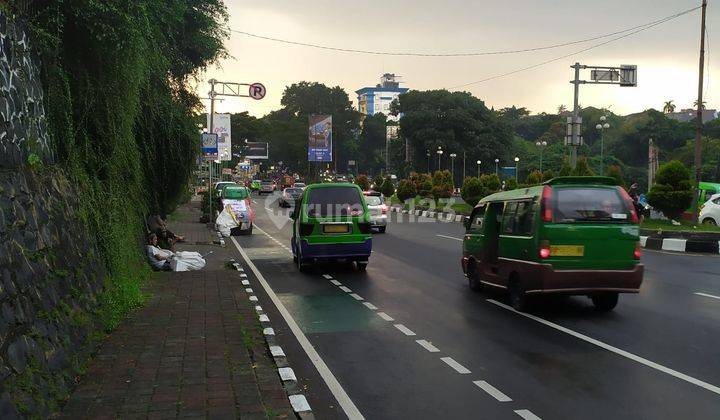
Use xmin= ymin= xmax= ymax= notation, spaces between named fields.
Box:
xmin=146 ymin=233 xmax=173 ymax=271
xmin=147 ymin=214 xmax=185 ymax=249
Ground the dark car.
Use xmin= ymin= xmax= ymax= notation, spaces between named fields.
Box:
xmin=279 ymin=187 xmax=303 ymax=207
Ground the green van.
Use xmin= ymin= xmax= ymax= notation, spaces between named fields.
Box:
xmin=461 ymin=176 xmax=643 ymax=312
xmin=290 ymin=183 xmax=373 ymax=272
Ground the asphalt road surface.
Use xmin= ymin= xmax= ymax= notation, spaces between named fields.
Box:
xmin=233 ymin=192 xmax=720 ymax=420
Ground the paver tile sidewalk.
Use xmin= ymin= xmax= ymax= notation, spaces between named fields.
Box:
xmin=60 ymin=198 xmax=294 ymax=419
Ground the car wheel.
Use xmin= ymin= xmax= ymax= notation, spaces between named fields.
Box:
xmin=508 ymin=276 xmax=529 ymax=311
xmin=702 ymin=218 xmax=717 ymax=226
xmin=591 ymin=292 xmax=619 ymax=311
xmin=378 ymin=226 xmax=386 ymax=233
xmin=356 ymin=261 xmax=368 ymax=272
xmin=467 ymin=261 xmax=482 ymax=292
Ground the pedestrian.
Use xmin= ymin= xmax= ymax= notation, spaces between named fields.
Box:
xmin=146 ymin=233 xmax=173 ymax=271
xmin=628 ymin=183 xmax=644 ymax=224
xmin=147 ymin=214 xmax=185 ymax=249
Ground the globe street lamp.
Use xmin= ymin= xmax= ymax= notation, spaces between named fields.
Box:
xmin=426 ymin=150 xmax=431 ymax=174
xmin=595 ymin=116 xmax=610 ymax=176
xmin=450 ymin=153 xmax=457 ymax=187
xmin=494 ymin=158 xmax=500 ymax=176
xmin=476 ymin=160 xmax=482 ymax=178
xmin=535 ymin=140 xmax=548 ymax=173
xmin=436 ymin=146 xmax=443 ymax=171
xmin=514 ymin=157 xmax=520 ymax=181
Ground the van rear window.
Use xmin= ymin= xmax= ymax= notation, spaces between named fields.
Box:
xmin=554 ymin=187 xmax=629 ymax=222
xmin=306 ymin=187 xmax=364 ymax=217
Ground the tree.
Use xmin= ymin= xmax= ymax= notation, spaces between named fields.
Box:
xmin=694 ymin=100 xmax=707 ymax=110
xmin=606 ymin=165 xmax=625 ymax=188
xmin=542 ymin=169 xmax=556 ymax=182
xmin=557 ymin=105 xmax=568 ymax=114
xmin=431 ymin=170 xmax=453 ymax=199
xmin=479 ymin=174 xmax=501 ymax=197
xmin=504 ymin=178 xmax=518 ymax=191
xmin=396 ymin=179 xmax=416 ymax=202
xmin=372 ymin=175 xmax=384 ymax=190
xmin=558 ymin=161 xmax=573 ymax=176
xmin=663 ymin=100 xmax=676 ymax=114
xmin=355 ymin=174 xmax=370 ymax=191
xmin=381 ymin=176 xmax=395 ymax=197
xmin=525 ymin=170 xmax=543 ymax=185
xmin=461 ymin=177 xmax=484 ymax=206
xmin=647 ymin=160 xmax=693 ymax=220
xmin=572 ymin=157 xmax=595 ymax=176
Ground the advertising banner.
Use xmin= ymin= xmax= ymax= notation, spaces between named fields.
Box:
xmin=308 ymin=115 xmax=332 ymax=162
xmin=207 ymin=113 xmax=232 ymax=161
xmin=245 ymin=142 xmax=269 ymax=160
xmin=201 ymin=133 xmax=218 ymax=161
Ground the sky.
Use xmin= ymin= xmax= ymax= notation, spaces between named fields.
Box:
xmin=195 ymin=0 xmax=719 ymax=118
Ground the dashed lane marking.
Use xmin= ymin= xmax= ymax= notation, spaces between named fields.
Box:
xmin=473 ymin=380 xmax=512 ymax=402
xmin=349 ymin=293 xmax=364 ymax=301
xmin=440 ymin=357 xmax=471 ymax=374
xmin=487 ymin=299 xmax=720 ymax=396
xmin=323 ymin=274 xmax=334 ymax=279
xmin=394 ymin=324 xmax=416 ymax=336
xmin=415 ymin=339 xmax=440 ymax=353
xmin=362 ymin=302 xmax=378 ymax=310
xmin=436 ymin=234 xmax=463 ymax=241
xmin=695 ymin=292 xmax=720 ymax=300
xmin=339 ymin=286 xmax=353 ymax=293
xmin=330 ymin=280 xmax=342 ymax=286
xmin=377 ymin=312 xmax=394 ymax=322
xmin=514 ymin=409 xmax=542 ymax=420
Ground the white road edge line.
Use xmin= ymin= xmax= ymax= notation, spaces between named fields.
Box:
xmin=694 ymin=292 xmax=720 ymax=300
xmin=436 ymin=234 xmax=463 ymax=241
xmin=487 ymin=299 xmax=720 ymax=396
xmin=394 ymin=324 xmax=416 ymax=336
xmin=231 ymin=237 xmax=364 ymax=419
xmin=415 ymin=339 xmax=440 ymax=353
xmin=440 ymin=357 xmax=471 ymax=374
xmin=473 ymin=380 xmax=512 ymax=402
xmin=514 ymin=409 xmax=542 ymax=420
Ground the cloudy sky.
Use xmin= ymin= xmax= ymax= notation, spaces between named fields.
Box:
xmin=196 ymin=0 xmax=718 ymax=117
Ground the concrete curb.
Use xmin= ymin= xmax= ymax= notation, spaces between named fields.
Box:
xmin=231 ymin=260 xmax=315 ymax=419
xmin=390 ymin=206 xmax=720 ymax=255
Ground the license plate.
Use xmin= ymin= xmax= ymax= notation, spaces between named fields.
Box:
xmin=550 ymin=245 xmax=585 ymax=257
xmin=323 ymin=224 xmax=350 ymax=234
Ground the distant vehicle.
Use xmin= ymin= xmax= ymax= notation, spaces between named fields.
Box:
xmin=461 ymin=176 xmax=643 ymax=312
xmin=363 ymin=191 xmax=387 ymax=233
xmin=291 ymin=183 xmax=372 ymax=272
xmin=220 ymin=185 xmax=254 ymax=235
xmin=700 ymin=193 xmax=720 ymax=225
xmin=685 ymin=181 xmax=720 ymax=219
xmin=294 ymin=182 xmax=307 ymax=190
xmin=250 ymin=180 xmax=261 ymax=191
xmin=279 ymin=187 xmax=303 ymax=208
xmin=259 ymin=180 xmax=274 ymax=195
xmin=213 ymin=181 xmax=237 ymax=200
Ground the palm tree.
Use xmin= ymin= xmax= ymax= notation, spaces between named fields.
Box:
xmin=557 ymin=104 xmax=567 ymax=114
xmin=694 ymin=99 xmax=707 ymax=110
xmin=662 ymin=100 xmax=676 ymax=113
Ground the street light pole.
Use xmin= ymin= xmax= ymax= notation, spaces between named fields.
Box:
xmin=595 ymin=116 xmax=610 ymax=176
xmin=535 ymin=141 xmax=547 ymax=173
xmin=476 ymin=160 xmax=481 ymax=178
xmin=437 ymin=146 xmax=443 ymax=171
xmin=495 ymin=158 xmax=499 ymax=176
xmin=514 ymin=157 xmax=520 ymax=181
xmin=426 ymin=150 xmax=430 ymax=174
xmin=450 ymin=153 xmax=457 ymax=188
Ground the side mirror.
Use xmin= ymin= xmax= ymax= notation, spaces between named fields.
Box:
xmin=463 ymin=216 xmax=471 ymax=229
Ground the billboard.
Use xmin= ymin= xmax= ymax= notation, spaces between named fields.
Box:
xmin=207 ymin=113 xmax=232 ymax=161
xmin=245 ymin=142 xmax=269 ymax=160
xmin=201 ymin=133 xmax=218 ymax=161
xmin=308 ymin=115 xmax=332 ymax=162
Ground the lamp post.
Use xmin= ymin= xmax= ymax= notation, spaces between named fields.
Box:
xmin=535 ymin=140 xmax=548 ymax=173
xmin=494 ymin=158 xmax=499 ymax=176
xmin=595 ymin=116 xmax=610 ymax=176
xmin=450 ymin=153 xmax=457 ymax=187
xmin=514 ymin=157 xmax=520 ymax=181
xmin=476 ymin=160 xmax=481 ymax=178
xmin=436 ymin=146 xmax=443 ymax=171
xmin=426 ymin=150 xmax=431 ymax=174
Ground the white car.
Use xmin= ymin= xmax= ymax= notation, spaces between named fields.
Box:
xmin=700 ymin=193 xmax=720 ymax=225
xmin=363 ymin=192 xmax=387 ymax=233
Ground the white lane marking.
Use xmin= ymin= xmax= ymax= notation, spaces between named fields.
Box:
xmin=349 ymin=293 xmax=364 ymax=301
xmin=339 ymin=286 xmax=353 ymax=293
xmin=473 ymin=380 xmax=512 ymax=402
xmin=514 ymin=409 xmax=542 ymax=420
xmin=415 ymin=339 xmax=440 ymax=353
xmin=230 ymin=237 xmax=364 ymax=419
xmin=254 ymin=224 xmax=294 ymax=256
xmin=323 ymin=274 xmax=334 ymax=279
xmin=330 ymin=279 xmax=342 ymax=286
xmin=278 ymin=367 xmax=297 ymax=382
xmin=695 ymin=292 xmax=720 ymax=300
xmin=487 ymin=299 xmax=720 ymax=396
xmin=436 ymin=234 xmax=463 ymax=242
xmin=377 ymin=312 xmax=394 ymax=322
xmin=289 ymin=394 xmax=312 ymax=413
xmin=394 ymin=324 xmax=416 ymax=336
xmin=440 ymin=357 xmax=471 ymax=374
xmin=362 ymin=302 xmax=378 ymax=310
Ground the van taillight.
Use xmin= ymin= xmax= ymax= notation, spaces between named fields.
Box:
xmin=618 ymin=187 xmax=639 ymax=223
xmin=299 ymin=223 xmax=314 ymax=236
xmin=634 ymin=242 xmax=642 ymax=260
xmin=539 ymin=240 xmax=551 ymax=259
xmin=541 ymin=186 xmax=553 ymax=222
xmin=381 ymin=205 xmax=387 ymax=214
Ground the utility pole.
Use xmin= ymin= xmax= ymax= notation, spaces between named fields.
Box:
xmin=208 ymin=79 xmax=217 ymax=221
xmin=570 ymin=63 xmax=582 ymax=168
xmin=693 ymin=0 xmax=708 ymax=224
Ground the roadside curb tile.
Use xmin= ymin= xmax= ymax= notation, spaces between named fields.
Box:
xmin=641 ymin=235 xmax=720 ymax=254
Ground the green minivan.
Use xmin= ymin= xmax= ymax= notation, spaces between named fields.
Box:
xmin=461 ymin=176 xmax=643 ymax=312
xmin=291 ymin=183 xmax=373 ymax=272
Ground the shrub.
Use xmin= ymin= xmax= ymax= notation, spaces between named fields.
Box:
xmin=355 ymin=174 xmax=371 ymax=191
xmin=461 ymin=177 xmax=484 ymax=206
xmin=381 ymin=176 xmax=395 ymax=197
xmin=525 ymin=170 xmax=543 ymax=186
xmin=409 ymin=172 xmax=433 ymax=197
xmin=558 ymin=161 xmax=573 ymax=176
xmin=396 ymin=179 xmax=416 ymax=202
xmin=647 ymin=160 xmax=693 ymax=220
xmin=572 ymin=157 xmax=595 ymax=176
xmin=431 ymin=170 xmax=453 ymax=199
xmin=372 ymin=175 xmax=384 ymax=190
xmin=606 ymin=165 xmax=625 ymax=188
xmin=542 ymin=169 xmax=555 ymax=182
xmin=504 ymin=178 xmax=518 ymax=191
xmin=479 ymin=174 xmax=501 ymax=197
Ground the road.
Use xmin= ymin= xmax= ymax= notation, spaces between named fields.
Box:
xmin=233 ymin=192 xmax=720 ymax=419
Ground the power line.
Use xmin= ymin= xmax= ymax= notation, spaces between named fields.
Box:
xmin=446 ymin=6 xmax=700 ymax=90
xmin=230 ymin=6 xmax=699 ymax=58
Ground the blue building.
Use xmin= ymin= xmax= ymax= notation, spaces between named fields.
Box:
xmin=356 ymin=73 xmax=408 ymax=122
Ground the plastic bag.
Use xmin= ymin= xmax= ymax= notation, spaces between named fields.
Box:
xmin=171 ymin=251 xmax=206 ymax=271
xmin=216 ymin=207 xmax=238 ymax=237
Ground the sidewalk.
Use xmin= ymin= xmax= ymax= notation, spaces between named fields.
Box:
xmin=60 ymin=198 xmax=294 ymax=419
